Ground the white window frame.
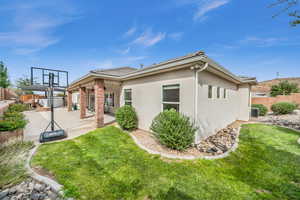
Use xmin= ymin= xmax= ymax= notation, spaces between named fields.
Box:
xmin=124 ymin=89 xmax=132 ymax=106
xmin=162 ymin=84 xmax=180 ymax=112
xmin=223 ymin=88 xmax=227 ymax=99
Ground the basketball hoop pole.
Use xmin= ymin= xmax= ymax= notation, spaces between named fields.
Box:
xmin=49 ymin=73 xmax=55 ymax=131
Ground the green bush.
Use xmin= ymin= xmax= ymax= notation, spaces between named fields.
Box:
xmin=271 ymin=102 xmax=297 ymax=115
xmin=3 ymin=111 xmax=24 ymax=120
xmin=0 ymin=104 xmax=28 ymax=132
xmin=7 ymin=104 xmax=28 ymax=113
xmin=0 ymin=118 xmax=27 ymax=131
xmin=115 ymin=105 xmax=138 ymax=131
xmin=251 ymin=104 xmax=268 ymax=116
xmin=150 ymin=109 xmax=197 ymax=151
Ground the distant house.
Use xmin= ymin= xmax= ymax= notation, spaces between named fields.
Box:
xmin=67 ymin=51 xmax=257 ymax=143
xmin=252 ymin=78 xmax=300 ymax=97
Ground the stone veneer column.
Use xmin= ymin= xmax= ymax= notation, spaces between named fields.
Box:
xmin=67 ymin=90 xmax=72 ymax=112
xmin=94 ymin=79 xmax=105 ymax=128
xmin=79 ymin=87 xmax=86 ymax=119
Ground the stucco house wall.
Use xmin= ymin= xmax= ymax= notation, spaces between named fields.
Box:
xmin=121 ymin=68 xmax=195 ymax=131
xmin=121 ymin=69 xmax=251 ymax=143
xmin=196 ymin=71 xmax=240 ymax=141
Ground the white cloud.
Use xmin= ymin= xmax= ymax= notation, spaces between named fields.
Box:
xmin=123 ymin=27 xmax=137 ymax=37
xmin=169 ymin=32 xmax=184 ymax=41
xmin=175 ymin=0 xmax=230 ymax=21
xmin=132 ymin=29 xmax=166 ymax=47
xmin=239 ymin=36 xmax=289 ymax=47
xmin=118 ymin=47 xmax=131 ymax=55
xmin=194 ymin=0 xmax=230 ymax=21
xmin=0 ymin=0 xmax=79 ymax=55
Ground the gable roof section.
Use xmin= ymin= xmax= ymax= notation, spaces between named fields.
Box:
xmin=69 ymin=51 xmax=257 ymax=89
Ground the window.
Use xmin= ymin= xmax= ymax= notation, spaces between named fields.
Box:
xmin=105 ymin=92 xmax=114 ymax=106
xmin=217 ymin=87 xmax=220 ymax=99
xmin=124 ymin=89 xmax=132 ymax=106
xmin=223 ymin=88 xmax=227 ymax=99
xmin=208 ymin=85 xmax=213 ymax=99
xmin=162 ymin=84 xmax=180 ymax=111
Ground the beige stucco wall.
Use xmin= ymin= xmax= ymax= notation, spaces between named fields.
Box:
xmin=121 ymin=68 xmax=195 ymax=131
xmin=195 ymin=71 xmax=250 ymax=142
xmin=120 ymin=68 xmax=251 ymax=144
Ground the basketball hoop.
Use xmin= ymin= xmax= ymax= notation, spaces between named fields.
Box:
xmin=27 ymin=67 xmax=69 ymax=143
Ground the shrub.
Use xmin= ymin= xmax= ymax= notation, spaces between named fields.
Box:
xmin=150 ymin=109 xmax=197 ymax=151
xmin=7 ymin=103 xmax=28 ymax=113
xmin=271 ymin=102 xmax=297 ymax=115
xmin=0 ymin=105 xmax=28 ymax=132
xmin=115 ymin=105 xmax=138 ymax=130
xmin=0 ymin=118 xmax=27 ymax=131
xmin=4 ymin=111 xmax=24 ymax=119
xmin=251 ymin=104 xmax=268 ymax=116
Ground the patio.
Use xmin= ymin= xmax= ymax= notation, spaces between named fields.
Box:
xmin=24 ymin=107 xmax=115 ymax=143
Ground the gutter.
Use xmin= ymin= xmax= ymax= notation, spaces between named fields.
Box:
xmin=192 ymin=62 xmax=208 ymax=143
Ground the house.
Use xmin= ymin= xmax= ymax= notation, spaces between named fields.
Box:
xmin=67 ymin=51 xmax=257 ymax=143
xmin=252 ymin=77 xmax=300 ymax=97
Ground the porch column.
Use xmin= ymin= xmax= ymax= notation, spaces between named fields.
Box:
xmin=67 ymin=90 xmax=72 ymax=112
xmin=79 ymin=87 xmax=87 ymax=119
xmin=94 ymin=79 xmax=104 ymax=128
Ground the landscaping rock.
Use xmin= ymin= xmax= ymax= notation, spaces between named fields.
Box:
xmin=258 ymin=110 xmax=300 ymax=131
xmin=197 ymin=127 xmax=238 ymax=155
xmin=0 ymin=178 xmax=66 ymax=200
xmin=0 ymin=189 xmax=9 ymax=199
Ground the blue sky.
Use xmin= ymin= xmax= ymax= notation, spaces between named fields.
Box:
xmin=0 ymin=0 xmax=299 ymax=85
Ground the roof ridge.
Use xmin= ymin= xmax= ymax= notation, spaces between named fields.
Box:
xmin=91 ymin=66 xmax=137 ymax=73
xmin=123 ymin=50 xmax=205 ymax=75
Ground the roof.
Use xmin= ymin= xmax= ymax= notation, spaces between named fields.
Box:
xmin=69 ymin=50 xmax=257 ymax=89
xmin=90 ymin=67 xmax=137 ymax=77
xmin=252 ymin=77 xmax=300 ymax=93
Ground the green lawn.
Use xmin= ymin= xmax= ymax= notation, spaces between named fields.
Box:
xmin=0 ymin=142 xmax=34 ymax=189
xmin=31 ymin=124 xmax=300 ymax=200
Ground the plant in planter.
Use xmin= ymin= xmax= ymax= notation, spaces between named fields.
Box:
xmin=271 ymin=102 xmax=297 ymax=115
xmin=115 ymin=105 xmax=138 ymax=131
xmin=150 ymin=109 xmax=197 ymax=151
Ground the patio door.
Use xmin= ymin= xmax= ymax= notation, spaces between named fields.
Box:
xmin=88 ymin=93 xmax=95 ymax=111
xmin=105 ymin=92 xmax=114 ymax=113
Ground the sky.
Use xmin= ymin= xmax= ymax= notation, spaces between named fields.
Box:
xmin=0 ymin=0 xmax=300 ymax=85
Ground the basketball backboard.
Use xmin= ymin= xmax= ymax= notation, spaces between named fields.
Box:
xmin=31 ymin=67 xmax=69 ymax=88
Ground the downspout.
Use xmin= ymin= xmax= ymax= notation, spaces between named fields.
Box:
xmin=193 ymin=62 xmax=208 ymax=143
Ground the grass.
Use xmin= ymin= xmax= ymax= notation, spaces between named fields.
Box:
xmin=31 ymin=124 xmax=300 ymax=200
xmin=0 ymin=142 xmax=34 ymax=189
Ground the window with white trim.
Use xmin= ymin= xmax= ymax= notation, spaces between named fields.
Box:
xmin=124 ymin=89 xmax=132 ymax=106
xmin=208 ymin=85 xmax=213 ymax=99
xmin=217 ymin=87 xmax=221 ymax=99
xmin=223 ymin=88 xmax=227 ymax=99
xmin=162 ymin=84 xmax=180 ymax=111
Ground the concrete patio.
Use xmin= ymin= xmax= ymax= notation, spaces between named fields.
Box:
xmin=24 ymin=107 xmax=115 ymax=143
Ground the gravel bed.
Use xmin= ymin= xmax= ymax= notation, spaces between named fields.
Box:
xmin=131 ymin=121 xmax=242 ymax=158
xmin=257 ymin=110 xmax=300 ymax=131
xmin=0 ymin=178 xmax=67 ymax=200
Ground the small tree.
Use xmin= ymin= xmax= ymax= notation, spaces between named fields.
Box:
xmin=270 ymin=80 xmax=299 ymax=97
xmin=16 ymin=76 xmax=33 ymax=94
xmin=0 ymin=61 xmax=10 ymax=88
